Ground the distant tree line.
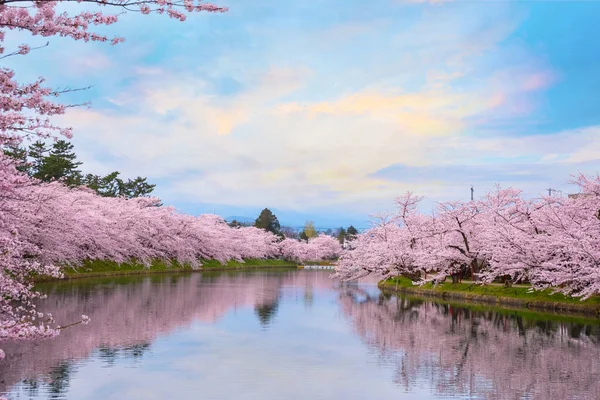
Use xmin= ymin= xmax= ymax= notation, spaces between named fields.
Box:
xmin=229 ymin=208 xmax=359 ymax=245
xmin=336 ymin=225 xmax=358 ymax=245
xmin=3 ymin=140 xmax=155 ymax=199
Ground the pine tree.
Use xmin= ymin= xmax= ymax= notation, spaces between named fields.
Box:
xmin=2 ymin=144 xmax=30 ymax=174
xmin=299 ymin=231 xmax=309 ymax=242
xmin=82 ymin=172 xmax=155 ymax=199
xmin=337 ymin=227 xmax=347 ymax=245
xmin=254 ymin=208 xmax=281 ymax=235
xmin=346 ymin=225 xmax=358 ymax=241
xmin=35 ymin=140 xmax=83 ymax=186
xmin=28 ymin=141 xmax=50 ymax=177
xmin=4 ymin=139 xmax=156 ymax=198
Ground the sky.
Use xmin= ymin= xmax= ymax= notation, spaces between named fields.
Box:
xmin=6 ymin=0 xmax=600 ymax=228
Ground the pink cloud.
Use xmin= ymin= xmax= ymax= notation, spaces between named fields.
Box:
xmin=522 ymin=71 xmax=556 ymax=92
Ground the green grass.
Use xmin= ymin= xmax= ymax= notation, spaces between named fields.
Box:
xmin=300 ymin=260 xmax=337 ymax=266
xmin=34 ymin=258 xmax=298 ymax=281
xmin=199 ymin=258 xmax=297 ymax=269
xmin=381 ymin=291 xmax=600 ymax=325
xmin=380 ymin=276 xmax=600 ymax=312
xmin=61 ymin=259 xmax=193 ymax=277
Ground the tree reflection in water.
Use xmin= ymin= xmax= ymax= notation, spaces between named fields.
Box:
xmin=1 ymin=271 xmax=599 ymax=400
xmin=0 ymin=270 xmax=333 ymax=394
xmin=338 ymin=284 xmax=600 ymax=400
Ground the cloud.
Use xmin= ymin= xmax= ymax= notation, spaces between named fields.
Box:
xmin=32 ymin=0 xmax=593 ymax=221
xmin=68 ymin=51 xmax=113 ymax=71
xmin=62 ymin=61 xmax=558 ymax=214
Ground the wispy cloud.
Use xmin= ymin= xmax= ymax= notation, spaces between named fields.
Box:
xmin=7 ymin=0 xmax=598 ymax=224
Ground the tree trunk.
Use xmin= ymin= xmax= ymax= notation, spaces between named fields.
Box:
xmin=470 ymin=259 xmax=479 ymax=281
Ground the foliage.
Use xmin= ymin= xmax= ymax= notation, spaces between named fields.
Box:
xmin=346 ymin=225 xmax=358 ymax=238
xmin=32 ymin=140 xmax=82 ymax=186
xmin=302 ymin=220 xmax=317 ymax=239
xmin=198 ymin=258 xmax=296 ymax=270
xmin=334 ymin=175 xmax=600 ymax=301
xmin=2 ymin=144 xmax=28 ymax=174
xmin=337 ymin=225 xmax=358 ymax=245
xmin=0 ymin=0 xmax=226 ymax=352
xmin=82 ymin=172 xmax=155 ymax=199
xmin=280 ymin=234 xmax=342 ymax=262
xmin=3 ymin=141 xmax=155 ymax=198
xmin=380 ymin=277 xmax=600 ymax=307
xmin=280 ymin=226 xmax=299 ymax=239
xmin=254 ymin=208 xmax=281 ymax=235
xmin=336 ymin=227 xmax=346 ymax=244
xmin=227 ymin=220 xmax=244 ymax=228
xmin=48 ymin=258 xmax=296 ymax=279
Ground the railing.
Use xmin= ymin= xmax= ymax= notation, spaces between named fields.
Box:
xmin=299 ymin=265 xmax=335 ymax=270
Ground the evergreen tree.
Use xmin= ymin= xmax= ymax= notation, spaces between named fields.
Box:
xmin=2 ymin=140 xmax=156 ymax=198
xmin=82 ymin=173 xmax=102 ymax=193
xmin=2 ymin=144 xmax=30 ymax=174
xmin=83 ymin=171 xmax=155 ymax=199
xmin=28 ymin=141 xmax=49 ymax=177
xmin=229 ymin=220 xmax=242 ymax=228
xmin=299 ymin=231 xmax=309 ymax=242
xmin=35 ymin=140 xmax=83 ymax=186
xmin=254 ymin=208 xmax=281 ymax=234
xmin=346 ymin=225 xmax=358 ymax=241
xmin=337 ymin=227 xmax=347 ymax=245
xmin=123 ymin=176 xmax=155 ymax=198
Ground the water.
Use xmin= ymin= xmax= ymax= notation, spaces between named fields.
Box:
xmin=1 ymin=269 xmax=599 ymax=400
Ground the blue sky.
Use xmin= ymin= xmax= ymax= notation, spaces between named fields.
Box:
xmin=6 ymin=0 xmax=600 ymax=228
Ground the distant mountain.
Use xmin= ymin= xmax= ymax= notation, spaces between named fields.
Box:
xmin=224 ymin=216 xmax=255 ymax=224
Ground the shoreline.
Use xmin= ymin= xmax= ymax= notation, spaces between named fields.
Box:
xmin=34 ymin=259 xmax=299 ymax=282
xmin=378 ymin=279 xmax=600 ymax=317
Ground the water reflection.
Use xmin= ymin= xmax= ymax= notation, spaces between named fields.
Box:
xmin=0 ymin=270 xmax=334 ymax=397
xmin=1 ymin=270 xmax=599 ymax=400
xmin=339 ymin=285 xmax=600 ymax=400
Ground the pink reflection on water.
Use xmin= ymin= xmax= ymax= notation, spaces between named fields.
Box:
xmin=0 ymin=270 xmax=338 ymax=393
xmin=338 ymin=285 xmax=600 ymax=400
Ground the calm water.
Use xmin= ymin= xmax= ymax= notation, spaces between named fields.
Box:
xmin=1 ymin=269 xmax=600 ymax=400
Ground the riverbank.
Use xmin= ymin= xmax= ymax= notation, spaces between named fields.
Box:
xmin=35 ymin=258 xmax=298 ymax=282
xmin=379 ymin=277 xmax=600 ymax=316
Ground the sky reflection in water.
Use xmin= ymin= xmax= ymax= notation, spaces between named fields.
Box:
xmin=1 ymin=269 xmax=599 ymax=400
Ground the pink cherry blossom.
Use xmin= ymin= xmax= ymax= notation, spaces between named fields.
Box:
xmin=0 ymin=0 xmax=227 ymax=353
xmin=335 ymin=175 xmax=600 ymax=299
xmin=279 ymin=234 xmax=342 ymax=263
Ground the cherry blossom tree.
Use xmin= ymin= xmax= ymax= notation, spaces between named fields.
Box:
xmin=508 ymin=174 xmax=600 ymax=298
xmin=0 ymin=0 xmax=227 ymax=147
xmin=1 ymin=176 xmax=341 ymax=357
xmin=334 ymin=193 xmax=437 ymax=282
xmin=279 ymin=234 xmax=342 ymax=263
xmin=335 ymin=175 xmax=600 ymax=299
xmin=0 ymin=0 xmax=227 ymax=353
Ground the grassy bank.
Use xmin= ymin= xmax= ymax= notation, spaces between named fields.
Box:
xmin=379 ymin=276 xmax=600 ymax=316
xmin=35 ymin=258 xmax=298 ymax=281
xmin=383 ymin=291 xmax=600 ymax=326
xmin=299 ymin=261 xmax=337 ymax=266
xmin=201 ymin=258 xmax=297 ymax=270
